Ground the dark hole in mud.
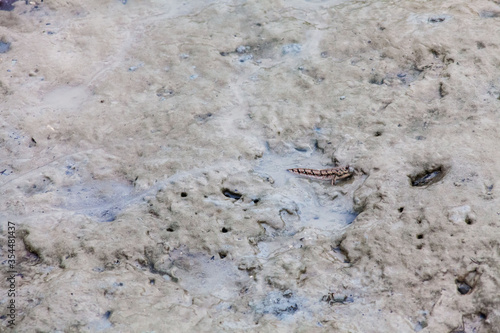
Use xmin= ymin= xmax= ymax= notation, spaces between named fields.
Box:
xmin=398 ymin=207 xmax=404 ymax=213
xmin=222 ymin=188 xmax=242 ymax=200
xmin=374 ymin=131 xmax=383 ymax=137
xmin=428 ymin=16 xmax=446 ymax=23
xmin=253 ymin=198 xmax=260 ymax=204
xmin=221 ymin=227 xmax=229 ymax=233
xmin=149 ymin=278 xmax=155 ymax=285
xmin=416 ymin=244 xmax=424 ymax=250
xmin=166 ymin=224 xmax=178 ymax=232
xmin=103 ymin=310 xmax=112 ymax=319
xmin=180 ymin=192 xmax=187 ymax=197
xmin=369 ymin=75 xmax=384 ymax=85
xmin=410 ymin=166 xmax=446 ymax=187
xmin=456 ymin=280 xmax=472 ymax=295
xmin=294 ymin=147 xmax=308 ymax=152
xmin=219 ymin=251 xmax=227 ymax=259
xmin=417 ymin=234 xmax=424 ymax=239
xmin=465 ymin=216 xmax=473 ymax=225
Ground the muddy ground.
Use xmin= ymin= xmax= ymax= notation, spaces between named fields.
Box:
xmin=1 ymin=0 xmax=499 ymax=332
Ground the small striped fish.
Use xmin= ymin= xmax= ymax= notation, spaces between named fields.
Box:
xmin=287 ymin=165 xmax=354 ymax=185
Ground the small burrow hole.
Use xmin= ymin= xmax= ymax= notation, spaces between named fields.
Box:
xmin=222 ymin=188 xmax=242 ymax=200
xmin=410 ymin=165 xmax=446 ymax=187
xmin=221 ymin=227 xmax=229 ymax=233
xmin=456 ymin=280 xmax=472 ymax=295
xmin=219 ymin=251 xmax=227 ymax=259
xmin=416 ymin=244 xmax=424 ymax=250
xmin=374 ymin=131 xmax=383 ymax=137
xmin=417 ymin=234 xmax=424 ymax=239
xmin=181 ymin=192 xmax=187 ymax=197
xmin=398 ymin=207 xmax=404 ymax=213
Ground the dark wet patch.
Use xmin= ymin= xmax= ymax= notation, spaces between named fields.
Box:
xmin=222 ymin=188 xmax=242 ymax=200
xmin=252 ymin=290 xmax=300 ymax=319
xmin=0 ymin=41 xmax=11 ymax=53
xmin=480 ymin=11 xmax=500 ymax=18
xmin=410 ymin=166 xmax=446 ymax=187
xmin=97 ymin=209 xmax=118 ymax=222
xmin=57 ymin=180 xmax=138 ymax=222
xmin=0 ymin=0 xmax=17 ymax=11
xmin=195 ymin=112 xmax=212 ymax=122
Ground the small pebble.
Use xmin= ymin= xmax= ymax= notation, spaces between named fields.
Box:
xmin=340 ymin=96 xmax=346 ymax=100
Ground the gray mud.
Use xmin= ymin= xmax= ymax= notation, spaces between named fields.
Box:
xmin=1 ymin=0 xmax=500 ymax=332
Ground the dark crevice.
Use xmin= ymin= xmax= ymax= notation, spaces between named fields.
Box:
xmin=410 ymin=166 xmax=446 ymax=187
xmin=222 ymin=188 xmax=242 ymax=200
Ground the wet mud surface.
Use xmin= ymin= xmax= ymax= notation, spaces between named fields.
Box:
xmin=1 ymin=0 xmax=500 ymax=332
